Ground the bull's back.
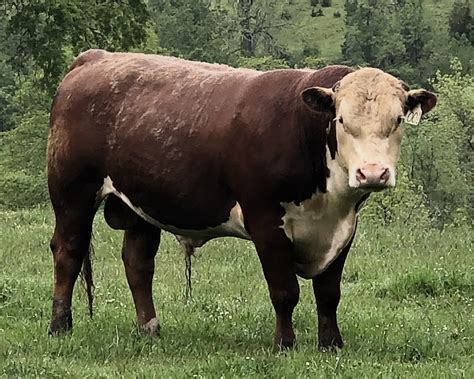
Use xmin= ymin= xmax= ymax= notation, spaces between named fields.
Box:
xmin=50 ymin=50 xmax=258 ymax=159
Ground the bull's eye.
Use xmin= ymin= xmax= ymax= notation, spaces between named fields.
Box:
xmin=396 ymin=116 xmax=403 ymax=126
xmin=338 ymin=116 xmax=350 ymax=133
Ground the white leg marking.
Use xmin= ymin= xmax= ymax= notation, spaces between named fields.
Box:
xmin=141 ymin=317 xmax=160 ymax=335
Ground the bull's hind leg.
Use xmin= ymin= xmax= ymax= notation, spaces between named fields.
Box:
xmin=122 ymin=219 xmax=161 ymax=335
xmin=49 ymin=193 xmax=97 ymax=335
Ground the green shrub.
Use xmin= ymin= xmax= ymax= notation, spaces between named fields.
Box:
xmin=237 ymin=56 xmax=290 ymax=71
xmin=0 ymin=110 xmax=49 ymax=209
xmin=300 ymin=56 xmax=327 ymax=69
xmin=401 ymin=59 xmax=472 ymax=225
xmin=359 ymin=164 xmax=431 ymax=228
xmin=0 ymin=171 xmax=48 ymax=209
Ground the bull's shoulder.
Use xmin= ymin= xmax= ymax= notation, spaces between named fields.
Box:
xmin=307 ymin=65 xmax=355 ymax=88
xmin=241 ymin=65 xmax=354 ymax=94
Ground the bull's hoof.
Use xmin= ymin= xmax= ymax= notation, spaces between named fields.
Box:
xmin=139 ymin=317 xmax=161 ymax=336
xmin=273 ymin=336 xmax=296 ymax=352
xmin=49 ymin=299 xmax=73 ymax=336
xmin=318 ymin=333 xmax=343 ymax=351
xmin=48 ymin=312 xmax=72 ymax=336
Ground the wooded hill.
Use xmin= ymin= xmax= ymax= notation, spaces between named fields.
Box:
xmin=0 ymin=0 xmax=472 ymax=228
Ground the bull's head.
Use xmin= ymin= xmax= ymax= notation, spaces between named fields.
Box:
xmin=302 ymin=68 xmax=437 ymax=191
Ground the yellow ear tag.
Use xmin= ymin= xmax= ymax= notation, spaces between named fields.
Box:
xmin=404 ymin=103 xmax=423 ymax=126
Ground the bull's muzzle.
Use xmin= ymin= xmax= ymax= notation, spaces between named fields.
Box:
xmin=355 ymin=164 xmax=390 ymax=189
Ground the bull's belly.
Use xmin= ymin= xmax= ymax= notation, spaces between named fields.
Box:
xmin=98 ymin=176 xmax=251 ymax=240
xmin=281 ymin=195 xmax=358 ymax=279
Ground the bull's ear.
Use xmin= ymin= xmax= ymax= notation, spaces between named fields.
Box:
xmin=301 ymin=87 xmax=334 ymax=113
xmin=406 ymin=89 xmax=437 ymax=114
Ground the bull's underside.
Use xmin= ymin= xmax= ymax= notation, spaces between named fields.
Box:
xmin=46 ymin=49 xmax=436 ymax=350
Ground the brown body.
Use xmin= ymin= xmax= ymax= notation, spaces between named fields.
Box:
xmin=47 ymin=50 xmax=436 ymax=349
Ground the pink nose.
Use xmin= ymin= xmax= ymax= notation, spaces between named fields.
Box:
xmin=356 ymin=164 xmax=390 ymax=187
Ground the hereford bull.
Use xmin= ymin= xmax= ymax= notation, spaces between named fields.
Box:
xmin=47 ymin=49 xmax=436 ymax=349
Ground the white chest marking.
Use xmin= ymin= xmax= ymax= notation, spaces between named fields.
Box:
xmin=281 ymin=152 xmax=363 ymax=279
xmin=97 ymin=176 xmax=250 ymax=240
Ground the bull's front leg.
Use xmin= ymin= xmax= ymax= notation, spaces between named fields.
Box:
xmin=246 ymin=209 xmax=300 ymax=350
xmin=312 ymin=236 xmax=353 ymax=350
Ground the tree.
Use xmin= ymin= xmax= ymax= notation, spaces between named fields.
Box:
xmin=0 ymin=63 xmax=18 ymax=132
xmin=341 ymin=0 xmax=406 ymax=70
xmin=149 ymin=0 xmax=237 ymax=63
xmin=238 ymin=55 xmax=290 ymax=70
xmin=395 ymin=0 xmax=434 ymax=85
xmin=231 ymin=0 xmax=294 ymax=59
xmin=237 ymin=0 xmax=257 ymax=56
xmin=448 ymin=0 xmax=474 ymax=45
xmin=342 ymin=0 xmax=439 ymax=85
xmin=150 ymin=0 xmax=297 ymax=63
xmin=0 ymin=77 xmax=50 ymax=208
xmin=402 ymin=59 xmax=473 ymax=224
xmin=5 ymin=0 xmax=150 ymax=94
xmin=424 ymin=13 xmax=473 ymax=80
xmin=0 ymin=12 xmax=17 ymax=132
xmin=397 ymin=1 xmax=431 ymax=64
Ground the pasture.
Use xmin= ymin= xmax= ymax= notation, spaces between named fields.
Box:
xmin=0 ymin=206 xmax=472 ymax=377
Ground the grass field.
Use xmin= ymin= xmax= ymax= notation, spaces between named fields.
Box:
xmin=0 ymin=206 xmax=472 ymax=377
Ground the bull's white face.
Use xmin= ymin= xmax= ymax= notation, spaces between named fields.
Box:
xmin=334 ymin=80 xmax=405 ymax=190
xmin=302 ymin=68 xmax=437 ymax=191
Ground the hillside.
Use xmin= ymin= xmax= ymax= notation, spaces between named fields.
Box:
xmin=271 ymin=0 xmax=457 ymax=61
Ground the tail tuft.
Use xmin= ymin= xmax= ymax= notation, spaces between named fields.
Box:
xmin=185 ymin=252 xmax=193 ymax=299
xmin=80 ymin=243 xmax=94 ymax=317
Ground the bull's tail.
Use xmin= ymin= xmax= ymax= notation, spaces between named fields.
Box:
xmin=175 ymin=235 xmax=196 ymax=299
xmin=185 ymin=250 xmax=193 ymax=300
xmin=80 ymin=241 xmax=95 ymax=317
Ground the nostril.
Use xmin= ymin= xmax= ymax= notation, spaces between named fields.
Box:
xmin=356 ymin=169 xmax=366 ymax=182
xmin=380 ymin=168 xmax=390 ymax=182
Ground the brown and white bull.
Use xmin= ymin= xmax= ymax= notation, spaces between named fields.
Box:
xmin=47 ymin=49 xmax=436 ymax=349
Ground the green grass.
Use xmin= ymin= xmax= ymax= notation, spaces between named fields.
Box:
xmin=0 ymin=206 xmax=472 ymax=377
